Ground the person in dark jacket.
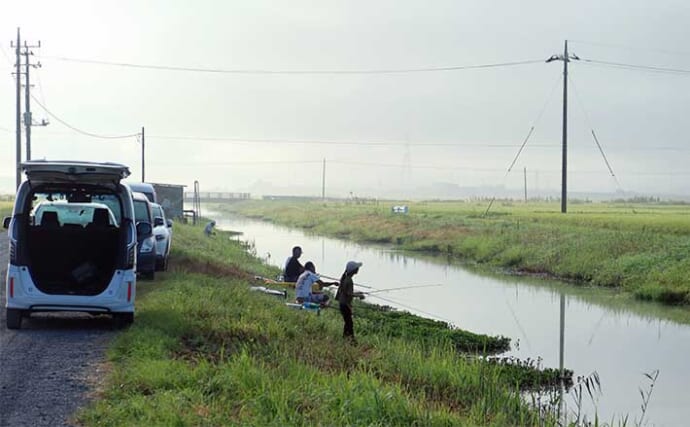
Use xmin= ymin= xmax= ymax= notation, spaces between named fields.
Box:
xmin=283 ymin=246 xmax=304 ymax=283
xmin=335 ymin=261 xmax=365 ymax=342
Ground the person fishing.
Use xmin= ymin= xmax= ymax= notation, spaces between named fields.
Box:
xmin=283 ymin=246 xmax=304 ymax=282
xmin=294 ymin=261 xmax=338 ymax=306
xmin=204 ymin=220 xmax=216 ymax=237
xmin=335 ymin=261 xmax=366 ymax=343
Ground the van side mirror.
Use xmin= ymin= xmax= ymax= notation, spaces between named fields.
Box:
xmin=153 ymin=216 xmax=164 ymax=227
xmin=136 ymin=221 xmax=152 ymax=236
xmin=3 ymin=217 xmax=11 ymax=229
xmin=166 ymin=219 xmax=173 ymax=228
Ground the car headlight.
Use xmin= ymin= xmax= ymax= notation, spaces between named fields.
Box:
xmin=140 ymin=237 xmax=155 ymax=253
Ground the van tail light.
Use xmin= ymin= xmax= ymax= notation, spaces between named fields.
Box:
xmin=9 ymin=240 xmax=17 ymax=264
xmin=126 ymin=246 xmax=135 ymax=269
xmin=127 ymin=281 xmax=132 ymax=302
xmin=9 ymin=277 xmax=14 ymax=298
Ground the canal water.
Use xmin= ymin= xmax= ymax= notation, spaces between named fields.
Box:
xmin=212 ymin=212 xmax=690 ymax=426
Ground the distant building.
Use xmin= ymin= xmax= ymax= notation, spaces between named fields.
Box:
xmin=152 ymin=183 xmax=185 ymax=218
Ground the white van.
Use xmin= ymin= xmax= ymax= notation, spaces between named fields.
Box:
xmin=3 ymin=161 xmax=147 ymax=329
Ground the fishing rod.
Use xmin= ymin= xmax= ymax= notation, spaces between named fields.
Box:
xmin=368 ymin=293 xmax=456 ymax=325
xmin=364 ymin=284 xmax=443 ymax=295
xmin=319 ymin=274 xmax=375 ymax=289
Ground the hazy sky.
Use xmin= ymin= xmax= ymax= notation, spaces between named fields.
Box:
xmin=1 ymin=1 xmax=689 ymax=198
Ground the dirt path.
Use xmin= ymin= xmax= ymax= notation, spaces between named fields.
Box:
xmin=0 ymin=232 xmax=113 ymax=427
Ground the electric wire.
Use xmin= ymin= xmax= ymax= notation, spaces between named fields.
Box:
xmin=30 ymin=94 xmax=140 ymax=139
xmin=55 ymin=130 xmax=690 ymax=152
xmin=570 ymin=40 xmax=690 ymax=57
xmin=147 ymin=134 xmax=557 ymax=148
xmin=0 ymin=44 xmax=17 ymax=133
xmin=568 ymin=74 xmax=623 ymax=191
xmin=580 ymin=58 xmax=690 ymax=75
xmin=40 ymin=55 xmax=545 ymax=75
xmin=484 ymin=71 xmax=561 ymax=215
xmin=142 ymin=158 xmax=690 ymax=176
xmin=504 ymin=72 xmax=562 ymax=176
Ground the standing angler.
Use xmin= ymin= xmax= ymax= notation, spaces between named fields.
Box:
xmin=336 ymin=261 xmax=366 ymax=343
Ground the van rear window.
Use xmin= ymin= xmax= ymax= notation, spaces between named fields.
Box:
xmin=29 ymin=191 xmax=123 ymax=226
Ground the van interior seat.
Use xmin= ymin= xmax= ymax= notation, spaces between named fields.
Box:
xmin=41 ymin=211 xmax=60 ymax=228
xmin=86 ymin=208 xmax=112 ymax=230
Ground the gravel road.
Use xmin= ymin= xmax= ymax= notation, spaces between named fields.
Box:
xmin=0 ymin=232 xmax=115 ymax=427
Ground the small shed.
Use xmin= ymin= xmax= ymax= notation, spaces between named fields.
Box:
xmin=151 ymin=183 xmax=185 ymax=219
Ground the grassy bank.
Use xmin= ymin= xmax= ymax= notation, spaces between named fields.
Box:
xmin=78 ymin=222 xmax=569 ymax=426
xmin=219 ymin=200 xmax=690 ymax=306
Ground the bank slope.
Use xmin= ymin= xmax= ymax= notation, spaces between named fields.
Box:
xmin=78 ymin=223 xmax=566 ymax=426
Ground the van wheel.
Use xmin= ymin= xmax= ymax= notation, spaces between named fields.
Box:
xmin=143 ymin=270 xmax=155 ymax=281
xmin=113 ymin=313 xmax=134 ymax=329
xmin=6 ymin=308 xmax=22 ymax=330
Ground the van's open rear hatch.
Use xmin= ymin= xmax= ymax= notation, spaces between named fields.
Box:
xmin=23 ymin=161 xmax=130 ymax=186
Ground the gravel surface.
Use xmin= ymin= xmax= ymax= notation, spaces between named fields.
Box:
xmin=0 ymin=232 xmax=115 ymax=427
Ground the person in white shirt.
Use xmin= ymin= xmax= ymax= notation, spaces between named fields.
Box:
xmin=294 ymin=261 xmax=337 ymax=305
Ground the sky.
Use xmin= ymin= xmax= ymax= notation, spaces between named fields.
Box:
xmin=1 ymin=1 xmax=689 ymax=199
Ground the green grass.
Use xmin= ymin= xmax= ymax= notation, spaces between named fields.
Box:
xmin=0 ymin=201 xmax=13 ymax=218
xmin=221 ymin=200 xmax=690 ymax=307
xmin=77 ymin=222 xmax=568 ymax=426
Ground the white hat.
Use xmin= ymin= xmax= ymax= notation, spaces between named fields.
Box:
xmin=345 ymin=261 xmax=363 ymax=273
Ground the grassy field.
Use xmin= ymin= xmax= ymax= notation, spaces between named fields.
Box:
xmin=0 ymin=201 xmax=13 ymax=218
xmin=77 ymin=222 xmax=570 ymax=426
xmin=220 ymin=199 xmax=690 ymax=307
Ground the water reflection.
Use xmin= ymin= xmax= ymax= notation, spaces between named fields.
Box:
xmin=211 ymin=212 xmax=689 ymax=426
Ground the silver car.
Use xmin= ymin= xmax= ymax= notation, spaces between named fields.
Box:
xmin=150 ymin=203 xmax=172 ymax=271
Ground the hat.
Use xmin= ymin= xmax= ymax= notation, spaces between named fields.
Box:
xmin=345 ymin=261 xmax=363 ymax=273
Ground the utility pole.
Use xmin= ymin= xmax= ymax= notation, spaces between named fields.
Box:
xmin=523 ymin=167 xmax=527 ymax=202
xmin=11 ymin=28 xmax=21 ymax=189
xmin=22 ymin=39 xmax=42 ymax=161
xmin=547 ymin=40 xmax=579 ymax=213
xmin=141 ymin=127 xmax=145 ymax=182
xmin=12 ymin=30 xmax=45 ymax=180
xmin=321 ymin=158 xmax=326 ymax=200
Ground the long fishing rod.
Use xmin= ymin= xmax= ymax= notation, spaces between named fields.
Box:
xmin=368 ymin=293 xmax=456 ymax=325
xmin=319 ymin=274 xmax=375 ymax=289
xmin=364 ymin=284 xmax=443 ymax=295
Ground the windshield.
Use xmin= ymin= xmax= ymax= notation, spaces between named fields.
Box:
xmin=133 ymin=200 xmax=151 ymax=223
xmin=151 ymin=205 xmax=163 ymax=218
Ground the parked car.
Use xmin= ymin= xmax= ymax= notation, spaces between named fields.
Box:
xmin=132 ymin=192 xmax=157 ymax=280
xmin=3 ymin=160 xmax=141 ymax=329
xmin=150 ymin=202 xmax=173 ymax=271
xmin=127 ymin=182 xmax=157 ymax=204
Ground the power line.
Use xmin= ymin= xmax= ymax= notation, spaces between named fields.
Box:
xmin=147 ymin=134 xmax=557 ymax=148
xmin=567 ymin=74 xmax=621 ymax=190
xmin=30 ymin=94 xmax=140 ymax=139
xmin=144 ymin=159 xmax=690 ymax=176
xmin=570 ymin=40 xmax=690 ymax=57
xmin=580 ymin=58 xmax=690 ymax=75
xmin=39 ymin=55 xmax=545 ymax=75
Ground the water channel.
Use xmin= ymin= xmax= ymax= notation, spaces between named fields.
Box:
xmin=211 ymin=211 xmax=690 ymax=426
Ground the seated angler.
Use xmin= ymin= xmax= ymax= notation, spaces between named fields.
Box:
xmin=295 ymin=261 xmax=338 ymax=306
